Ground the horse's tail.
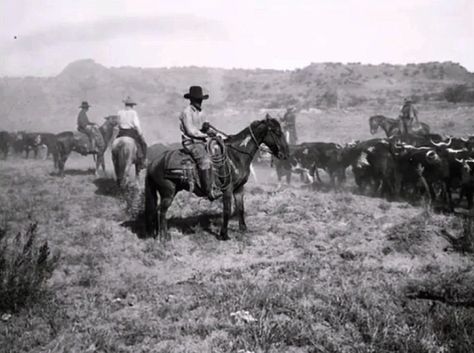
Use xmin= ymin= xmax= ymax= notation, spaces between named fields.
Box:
xmin=112 ymin=144 xmax=125 ymax=188
xmin=112 ymin=139 xmax=135 ymax=188
xmin=144 ymin=171 xmax=159 ymax=238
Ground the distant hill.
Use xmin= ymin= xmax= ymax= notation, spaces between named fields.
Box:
xmin=1 ymin=59 xmax=473 ymax=142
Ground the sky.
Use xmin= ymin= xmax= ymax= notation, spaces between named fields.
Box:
xmin=0 ymin=0 xmax=473 ymax=76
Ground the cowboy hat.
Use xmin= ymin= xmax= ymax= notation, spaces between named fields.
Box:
xmin=184 ymin=86 xmax=209 ymax=100
xmin=79 ymin=101 xmax=90 ymax=108
xmin=123 ymin=96 xmax=137 ymax=106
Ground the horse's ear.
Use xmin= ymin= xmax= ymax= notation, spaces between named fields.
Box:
xmin=265 ymin=113 xmax=271 ymax=120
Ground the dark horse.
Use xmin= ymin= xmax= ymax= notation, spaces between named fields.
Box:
xmin=145 ymin=116 xmax=289 ymax=241
xmin=369 ymin=115 xmax=430 ymax=138
xmin=56 ymin=116 xmax=118 ymax=176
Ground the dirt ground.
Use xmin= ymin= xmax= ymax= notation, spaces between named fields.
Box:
xmin=1 ymin=106 xmax=474 ymax=352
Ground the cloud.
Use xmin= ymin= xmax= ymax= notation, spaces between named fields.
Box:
xmin=2 ymin=14 xmax=226 ymax=52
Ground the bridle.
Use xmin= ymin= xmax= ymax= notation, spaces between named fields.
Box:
xmin=211 ymin=120 xmax=281 ymax=157
xmin=248 ymin=120 xmax=277 ymax=156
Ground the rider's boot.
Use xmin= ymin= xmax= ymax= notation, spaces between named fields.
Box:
xmin=139 ymin=139 xmax=148 ymax=169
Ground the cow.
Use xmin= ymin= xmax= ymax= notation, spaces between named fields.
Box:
xmin=290 ymin=142 xmax=346 ymax=188
xmin=347 ymin=139 xmax=399 ymax=199
xmin=12 ymin=132 xmax=43 ymax=158
xmin=391 ymin=142 xmax=461 ymax=209
xmin=272 ymin=145 xmax=300 ymax=184
xmin=37 ymin=133 xmax=59 ymax=160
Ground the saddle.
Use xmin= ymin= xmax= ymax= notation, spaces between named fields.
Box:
xmin=74 ymin=126 xmax=103 ymax=155
xmin=163 ymin=138 xmax=226 ymax=193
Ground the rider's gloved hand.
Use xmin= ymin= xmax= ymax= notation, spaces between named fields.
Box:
xmin=201 ymin=122 xmax=211 ymax=133
xmin=207 ymin=131 xmax=217 ymax=138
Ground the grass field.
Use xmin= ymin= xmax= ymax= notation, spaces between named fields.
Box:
xmin=1 ymin=105 xmax=474 ymax=353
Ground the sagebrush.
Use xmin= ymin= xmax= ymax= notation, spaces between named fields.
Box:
xmin=0 ymin=222 xmax=59 ymax=313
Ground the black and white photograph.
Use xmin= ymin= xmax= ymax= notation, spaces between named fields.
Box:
xmin=1 ymin=0 xmax=474 ymax=352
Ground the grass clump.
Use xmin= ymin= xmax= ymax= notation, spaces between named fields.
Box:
xmin=0 ymin=222 xmax=59 ymax=313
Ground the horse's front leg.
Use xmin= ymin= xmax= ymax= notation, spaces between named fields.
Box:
xmin=95 ymin=153 xmax=104 ymax=177
xmin=233 ymin=185 xmax=247 ymax=232
xmin=219 ymin=190 xmax=232 ymax=241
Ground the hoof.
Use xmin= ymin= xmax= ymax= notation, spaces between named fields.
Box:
xmin=218 ymin=232 xmax=230 ymax=241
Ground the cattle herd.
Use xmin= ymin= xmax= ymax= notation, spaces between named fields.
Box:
xmin=0 ymin=131 xmax=59 ymax=162
xmin=272 ymin=120 xmax=474 ymax=212
xmin=3 ymin=118 xmax=474 ymax=213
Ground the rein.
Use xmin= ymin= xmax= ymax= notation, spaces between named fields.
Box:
xmin=209 ymin=121 xmax=273 ymax=156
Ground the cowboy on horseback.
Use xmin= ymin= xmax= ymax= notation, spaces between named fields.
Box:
xmin=179 ymin=86 xmax=221 ymax=201
xmin=116 ymin=96 xmax=147 ymax=170
xmin=281 ymin=106 xmax=298 ymax=144
xmin=77 ymin=101 xmax=98 ymax=153
xmin=398 ymin=97 xmax=419 ymax=138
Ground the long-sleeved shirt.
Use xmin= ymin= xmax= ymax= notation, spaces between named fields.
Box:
xmin=117 ymin=108 xmax=142 ymax=135
xmin=179 ymin=104 xmax=208 ymax=141
xmin=282 ymin=111 xmax=296 ymax=128
xmin=77 ymin=109 xmax=91 ymax=129
xmin=399 ymin=104 xmax=418 ymax=121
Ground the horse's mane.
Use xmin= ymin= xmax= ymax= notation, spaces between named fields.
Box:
xmin=370 ymin=115 xmax=397 ymax=123
xmin=224 ymin=120 xmax=260 ymax=144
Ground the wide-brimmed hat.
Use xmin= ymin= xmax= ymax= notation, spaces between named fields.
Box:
xmin=79 ymin=101 xmax=90 ymax=109
xmin=123 ymin=96 xmax=137 ymax=106
xmin=403 ymin=97 xmax=413 ymax=103
xmin=184 ymin=86 xmax=209 ymax=100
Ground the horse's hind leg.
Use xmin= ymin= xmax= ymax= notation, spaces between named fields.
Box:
xmin=158 ymin=183 xmax=176 ymax=241
xmin=144 ymin=175 xmax=159 ymax=237
xmin=159 ymin=195 xmax=174 ymax=241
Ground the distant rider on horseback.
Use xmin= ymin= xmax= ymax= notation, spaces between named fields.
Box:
xmin=281 ymin=106 xmax=298 ymax=144
xmin=398 ymin=97 xmax=419 ymax=138
xmin=77 ymin=101 xmax=97 ymax=153
xmin=179 ymin=86 xmax=220 ymax=201
xmin=116 ymin=96 xmax=148 ymax=170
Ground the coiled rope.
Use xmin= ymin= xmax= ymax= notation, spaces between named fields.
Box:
xmin=206 ymin=137 xmax=232 ymax=191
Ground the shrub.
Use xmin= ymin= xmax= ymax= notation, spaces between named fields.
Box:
xmin=443 ymin=84 xmax=474 ymax=103
xmin=0 ymin=223 xmax=59 ymax=313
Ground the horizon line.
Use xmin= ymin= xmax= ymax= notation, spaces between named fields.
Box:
xmin=1 ymin=58 xmax=473 ymax=78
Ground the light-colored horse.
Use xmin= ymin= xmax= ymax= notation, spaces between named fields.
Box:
xmin=111 ymin=136 xmax=140 ymax=188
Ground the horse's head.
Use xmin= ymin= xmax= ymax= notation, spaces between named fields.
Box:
xmin=257 ymin=114 xmax=289 ymax=160
xmin=369 ymin=115 xmax=381 ymax=135
xmin=104 ymin=115 xmax=119 ymax=127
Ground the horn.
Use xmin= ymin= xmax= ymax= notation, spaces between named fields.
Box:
xmin=455 ymin=158 xmax=464 ymax=164
xmin=461 ymin=137 xmax=469 ymax=142
xmin=430 ymin=139 xmax=443 ymax=147
xmin=430 ymin=137 xmax=452 ymax=147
